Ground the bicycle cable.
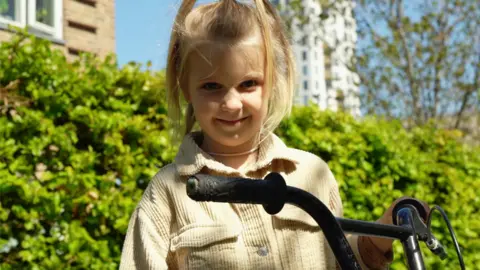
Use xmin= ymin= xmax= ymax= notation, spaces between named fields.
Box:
xmin=426 ymin=205 xmax=465 ymax=270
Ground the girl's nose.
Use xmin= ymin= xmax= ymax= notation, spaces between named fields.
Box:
xmin=221 ymin=88 xmax=243 ymax=111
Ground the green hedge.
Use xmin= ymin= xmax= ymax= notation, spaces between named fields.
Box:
xmin=0 ymin=31 xmax=176 ymax=269
xmin=277 ymin=107 xmax=480 ymax=269
xmin=1 ymin=32 xmax=479 ymax=269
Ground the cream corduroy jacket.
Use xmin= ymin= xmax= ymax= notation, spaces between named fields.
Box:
xmin=119 ymin=132 xmax=392 ymax=269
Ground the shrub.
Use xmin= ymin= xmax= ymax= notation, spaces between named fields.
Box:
xmin=0 ymin=31 xmax=176 ymax=269
xmin=277 ymin=106 xmax=480 ymax=269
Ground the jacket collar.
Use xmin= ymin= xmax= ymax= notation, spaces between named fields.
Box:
xmin=174 ymin=132 xmax=299 ymax=176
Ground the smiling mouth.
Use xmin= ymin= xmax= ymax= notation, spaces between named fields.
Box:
xmin=216 ymin=117 xmax=249 ymax=125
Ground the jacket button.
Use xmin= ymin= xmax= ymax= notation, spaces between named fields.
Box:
xmin=257 ymin=246 xmax=269 ymax=256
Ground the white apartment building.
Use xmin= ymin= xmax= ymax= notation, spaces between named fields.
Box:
xmin=273 ymin=0 xmax=361 ymax=117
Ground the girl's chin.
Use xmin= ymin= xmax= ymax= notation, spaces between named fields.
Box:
xmin=201 ymin=129 xmax=261 ymax=150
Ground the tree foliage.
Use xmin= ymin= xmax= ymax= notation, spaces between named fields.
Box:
xmin=1 ymin=31 xmax=479 ymax=269
xmin=355 ymin=0 xmax=479 ymax=129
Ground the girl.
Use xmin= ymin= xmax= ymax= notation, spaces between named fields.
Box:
xmin=120 ymin=0 xmax=399 ymax=269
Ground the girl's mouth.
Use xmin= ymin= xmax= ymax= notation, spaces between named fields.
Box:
xmin=216 ymin=116 xmax=249 ymax=126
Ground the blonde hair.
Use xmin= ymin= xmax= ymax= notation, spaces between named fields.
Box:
xmin=166 ymin=0 xmax=296 ymax=143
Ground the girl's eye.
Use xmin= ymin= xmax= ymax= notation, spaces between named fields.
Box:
xmin=201 ymin=82 xmax=222 ymax=91
xmin=240 ymin=80 xmax=258 ymax=89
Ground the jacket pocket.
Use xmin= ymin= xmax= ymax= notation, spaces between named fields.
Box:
xmin=169 ymin=223 xmax=244 ymax=269
xmin=170 ymin=223 xmax=241 ymax=252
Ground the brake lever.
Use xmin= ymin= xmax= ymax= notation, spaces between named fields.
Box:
xmin=394 ymin=204 xmax=448 ymax=260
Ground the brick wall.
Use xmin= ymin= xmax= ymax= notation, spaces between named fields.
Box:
xmin=64 ymin=0 xmax=115 ymax=59
xmin=0 ymin=29 xmax=11 ymax=43
xmin=0 ymin=0 xmax=115 ymax=60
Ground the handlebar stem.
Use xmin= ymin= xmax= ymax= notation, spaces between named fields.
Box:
xmin=397 ymin=206 xmax=426 ymax=270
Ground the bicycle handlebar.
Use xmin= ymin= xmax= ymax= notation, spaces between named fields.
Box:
xmin=186 ymin=172 xmax=464 ymax=270
xmin=186 ymin=172 xmax=286 ymax=214
xmin=187 ymin=172 xmax=362 ymax=269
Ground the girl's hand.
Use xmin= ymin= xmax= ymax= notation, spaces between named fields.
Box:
xmin=372 ymin=196 xmax=430 ymax=253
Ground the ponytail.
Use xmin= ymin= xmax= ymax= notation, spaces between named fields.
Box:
xmin=166 ymin=0 xmax=197 ymax=141
xmin=253 ymin=0 xmax=274 ymax=99
xmin=252 ymin=0 xmax=296 ymax=138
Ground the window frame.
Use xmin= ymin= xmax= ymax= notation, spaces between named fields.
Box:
xmin=27 ymin=0 xmax=63 ymax=40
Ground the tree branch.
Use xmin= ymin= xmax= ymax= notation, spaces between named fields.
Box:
xmin=431 ymin=0 xmax=451 ymax=121
xmin=455 ymin=53 xmax=480 ymax=128
xmin=393 ymin=0 xmax=421 ymax=124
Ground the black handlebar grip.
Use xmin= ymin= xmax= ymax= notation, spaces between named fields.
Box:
xmin=186 ymin=172 xmax=287 ymax=215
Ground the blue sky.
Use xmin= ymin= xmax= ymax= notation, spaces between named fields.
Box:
xmin=116 ymin=0 xmax=178 ymax=70
xmin=116 ymin=0 xmax=212 ymax=70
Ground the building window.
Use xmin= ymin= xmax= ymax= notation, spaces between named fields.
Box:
xmin=303 ymin=80 xmax=308 ymax=90
xmin=344 ymin=31 xmax=349 ymax=42
xmin=304 ymin=96 xmax=309 ymax=105
xmin=0 ymin=0 xmax=25 ymax=27
xmin=346 ymin=20 xmax=353 ymax=29
xmin=301 ymin=35 xmax=308 ymax=46
xmin=326 ymin=80 xmax=332 ymax=88
xmin=336 ymin=90 xmax=346 ymax=111
xmin=316 ymin=81 xmax=319 ymax=89
xmin=303 ymin=65 xmax=308 ymax=75
xmin=29 ymin=0 xmax=63 ymax=39
xmin=0 ymin=0 xmax=63 ymax=40
xmin=314 ymin=51 xmax=317 ymax=60
xmin=302 ymin=51 xmax=307 ymax=61
xmin=34 ymin=1 xmax=54 ymax=27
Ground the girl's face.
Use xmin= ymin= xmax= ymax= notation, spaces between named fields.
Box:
xmin=184 ymin=43 xmax=268 ymax=152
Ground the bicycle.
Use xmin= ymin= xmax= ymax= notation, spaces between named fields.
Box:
xmin=185 ymin=172 xmax=465 ymax=270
